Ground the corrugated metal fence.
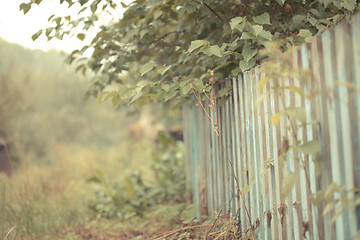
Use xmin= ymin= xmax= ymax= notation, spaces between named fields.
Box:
xmin=183 ymin=13 xmax=360 ymax=239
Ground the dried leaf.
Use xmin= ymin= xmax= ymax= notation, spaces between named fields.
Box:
xmin=297 ymin=140 xmax=321 ymax=155
xmin=281 ymin=172 xmax=298 ymax=197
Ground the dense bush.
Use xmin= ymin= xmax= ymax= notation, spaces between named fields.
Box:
xmin=88 ymin=131 xmax=186 ymax=219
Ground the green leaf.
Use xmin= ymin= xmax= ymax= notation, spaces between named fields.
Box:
xmin=120 ymin=2 xmax=128 ymax=8
xmin=217 ymin=86 xmax=232 ymax=98
xmin=252 ymin=25 xmax=263 ymax=36
xmin=136 ymin=96 xmax=149 ymax=107
xmin=154 ymin=10 xmax=162 ymax=20
xmin=181 ymin=84 xmax=191 ymax=96
xmin=45 ymin=28 xmax=53 ymax=37
xmin=234 ymin=22 xmax=247 ymax=32
xmin=217 ymin=96 xmax=229 ymax=108
xmin=241 ymin=185 xmax=250 ymax=195
xmin=239 ymin=58 xmax=256 ymax=72
xmin=242 ymin=45 xmax=257 ymax=62
xmin=102 ymin=91 xmax=119 ymax=102
xmin=188 ymin=40 xmax=206 ymax=53
xmin=331 ymin=210 xmax=344 ymax=224
xmin=258 ymin=76 xmax=271 ymax=92
xmin=79 ymin=0 xmax=89 ymax=6
xmin=281 ymin=172 xmax=298 ymax=197
xmin=140 ymin=61 xmax=157 ymax=76
xmin=112 ymin=95 xmax=122 ymax=106
xmin=258 ymin=30 xmax=273 ymax=40
xmin=118 ymin=85 xmax=136 ymax=99
xmin=298 ymin=29 xmax=312 ymax=38
xmin=240 ymin=32 xmax=252 ymax=40
xmin=20 ymin=3 xmax=31 ymax=14
xmin=136 ymin=80 xmax=152 ymax=88
xmin=342 ymin=0 xmax=356 ymax=11
xmin=208 ymin=45 xmax=223 ymax=57
xmin=314 ymin=160 xmax=321 ymax=176
xmin=230 ymin=17 xmax=244 ymax=30
xmin=91 ymin=3 xmax=97 ymax=13
xmin=77 ymin=33 xmax=86 ymax=41
xmin=156 ymin=65 xmax=171 ymax=75
xmin=274 ymin=0 xmax=285 ymax=6
xmin=139 ymin=29 xmax=149 ymax=39
xmin=254 ymin=91 xmax=271 ymax=111
xmin=253 ymin=13 xmax=271 ymax=25
xmin=213 ymin=61 xmax=233 ymax=72
xmin=164 ymin=89 xmax=177 ymax=102
xmin=48 ymin=14 xmax=55 ymax=21
xmin=277 ymin=86 xmax=305 ymax=98
xmin=87 ymin=176 xmax=101 ymax=183
xmin=193 ymin=78 xmax=205 ymax=91
xmin=297 ymin=140 xmax=321 ymax=155
xmin=285 ymin=107 xmax=306 ymax=124
xmin=31 ymin=30 xmax=42 ymax=41
xmin=307 ymin=16 xmax=319 ymax=27
xmin=270 ymin=111 xmax=285 ymax=126
xmin=262 ymin=40 xmax=273 ymax=49
xmin=96 ymin=91 xmax=109 ymax=104
xmin=293 ymin=15 xmax=306 ymax=25
xmin=318 ymin=0 xmax=332 ymax=7
xmin=323 ymin=201 xmax=336 ymax=215
xmin=161 ymin=84 xmax=171 ymax=91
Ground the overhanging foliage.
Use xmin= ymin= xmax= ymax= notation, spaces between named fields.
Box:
xmin=21 ymin=0 xmax=359 ymax=107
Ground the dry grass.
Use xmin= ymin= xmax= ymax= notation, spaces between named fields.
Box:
xmin=1 ymin=140 xmax=251 ymax=240
xmin=0 ymin=139 xmax=154 ymax=239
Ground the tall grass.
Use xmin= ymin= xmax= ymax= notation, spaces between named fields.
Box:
xmin=0 ymin=140 xmax=153 ymax=239
xmin=1 ymin=184 xmax=21 ymax=240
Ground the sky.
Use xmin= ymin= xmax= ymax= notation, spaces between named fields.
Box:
xmin=0 ymin=0 xmax=127 ymax=53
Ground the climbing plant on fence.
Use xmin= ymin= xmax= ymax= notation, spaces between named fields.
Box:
xmin=183 ymin=25 xmax=360 ymax=237
xmin=256 ymin=56 xmax=360 ymax=239
xmin=21 ymin=0 xmax=359 ymax=107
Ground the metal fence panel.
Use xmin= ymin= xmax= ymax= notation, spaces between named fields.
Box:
xmin=183 ymin=13 xmax=360 ymax=239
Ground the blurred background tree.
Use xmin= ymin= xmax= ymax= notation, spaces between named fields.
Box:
xmin=0 ymin=38 xmax=139 ymax=164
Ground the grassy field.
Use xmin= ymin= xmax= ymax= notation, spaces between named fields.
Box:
xmin=0 ymin=139 xmax=185 ymax=240
xmin=1 ymin=139 xmax=244 ymax=240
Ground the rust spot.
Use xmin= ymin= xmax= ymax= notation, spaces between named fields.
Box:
xmin=278 ymin=138 xmax=289 ymax=156
xmin=256 ymin=218 xmax=260 ymax=229
xmin=278 ymin=203 xmax=287 ymax=226
xmin=265 ymin=210 xmax=272 ymax=228
xmin=293 ymin=201 xmax=302 ymax=216
xmin=302 ymin=221 xmax=311 ymax=238
xmin=200 ymin=180 xmax=208 ymax=216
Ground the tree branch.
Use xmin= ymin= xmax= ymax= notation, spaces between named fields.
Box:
xmin=203 ymin=3 xmax=226 ymax=24
xmin=270 ymin=4 xmax=279 ymax=24
xmin=149 ymin=31 xmax=196 ymax=46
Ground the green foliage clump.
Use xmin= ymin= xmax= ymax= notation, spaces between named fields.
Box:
xmin=88 ymin=131 xmax=186 ymax=219
xmin=21 ymin=0 xmax=359 ymax=106
xmin=151 ymin=131 xmax=186 ymax=202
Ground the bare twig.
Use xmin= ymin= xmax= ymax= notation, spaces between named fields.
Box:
xmin=191 ymin=74 xmax=253 ymax=227
xmin=203 ymin=3 xmax=226 ymax=24
xmin=149 ymin=31 xmax=196 ymax=45
xmin=270 ymin=3 xmax=279 ymax=24
xmin=151 ymin=223 xmax=213 ymax=240
xmin=205 ymin=209 xmax=222 ymax=239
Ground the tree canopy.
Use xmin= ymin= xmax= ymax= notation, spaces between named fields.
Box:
xmin=21 ymin=0 xmax=359 ymax=107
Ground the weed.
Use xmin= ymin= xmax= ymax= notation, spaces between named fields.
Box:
xmin=87 ymin=131 xmax=186 ymax=220
xmin=1 ymin=183 xmax=21 ymax=240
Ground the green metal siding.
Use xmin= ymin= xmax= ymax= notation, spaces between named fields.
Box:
xmin=183 ymin=13 xmax=360 ymax=239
